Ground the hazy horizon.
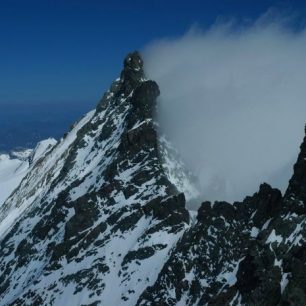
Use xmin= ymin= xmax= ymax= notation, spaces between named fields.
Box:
xmin=0 ymin=101 xmax=94 ymax=152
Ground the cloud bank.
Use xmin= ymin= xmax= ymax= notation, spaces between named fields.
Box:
xmin=143 ymin=14 xmax=306 ymax=203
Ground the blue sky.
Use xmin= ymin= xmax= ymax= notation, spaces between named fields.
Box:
xmin=1 ymin=0 xmax=305 ymax=107
xmin=1 ymin=0 xmax=306 ymax=151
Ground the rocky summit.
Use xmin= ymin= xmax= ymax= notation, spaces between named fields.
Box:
xmin=1 ymin=52 xmax=306 ymax=306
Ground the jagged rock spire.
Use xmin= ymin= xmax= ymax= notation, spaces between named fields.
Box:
xmin=96 ymin=51 xmax=146 ymax=112
xmin=120 ymin=51 xmax=145 ymax=95
xmin=123 ymin=51 xmax=143 ymax=74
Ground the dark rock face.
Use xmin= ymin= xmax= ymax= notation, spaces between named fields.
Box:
xmin=120 ymin=51 xmax=144 ymax=95
xmin=284 ymin=127 xmax=306 ymax=214
xmin=131 ymin=80 xmax=160 ymax=119
xmin=2 ymin=51 xmax=306 ymax=306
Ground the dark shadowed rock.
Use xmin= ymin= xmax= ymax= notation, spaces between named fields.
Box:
xmin=285 ymin=126 xmax=306 ymax=214
xmin=120 ymin=51 xmax=144 ymax=95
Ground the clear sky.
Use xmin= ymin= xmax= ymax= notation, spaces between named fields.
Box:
xmin=1 ymin=0 xmax=305 ymax=107
xmin=1 ymin=0 xmax=306 ymax=151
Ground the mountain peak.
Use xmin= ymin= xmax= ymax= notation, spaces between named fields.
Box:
xmin=120 ymin=51 xmax=145 ymax=95
xmin=0 ymin=51 xmax=194 ymax=305
xmin=3 ymin=52 xmax=306 ymax=306
xmin=123 ymin=51 xmax=143 ymax=72
xmin=96 ymin=51 xmax=145 ymax=112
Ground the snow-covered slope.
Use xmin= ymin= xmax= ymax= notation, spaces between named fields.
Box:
xmin=0 ymin=138 xmax=56 ymax=231
xmin=29 ymin=138 xmax=58 ymax=165
xmin=0 ymin=139 xmax=57 ymax=207
xmin=2 ymin=51 xmax=306 ymax=306
xmin=0 ymin=153 xmax=29 ymax=206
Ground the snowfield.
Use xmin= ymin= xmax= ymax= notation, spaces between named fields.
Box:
xmin=0 ymin=138 xmax=56 ymax=214
xmin=0 ymin=153 xmax=29 ymax=206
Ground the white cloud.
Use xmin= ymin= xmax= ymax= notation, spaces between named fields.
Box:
xmin=143 ymin=15 xmax=306 ymax=202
